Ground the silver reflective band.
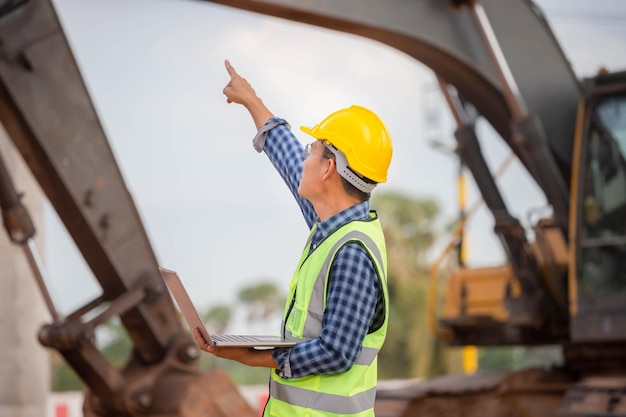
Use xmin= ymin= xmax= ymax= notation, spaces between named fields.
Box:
xmin=355 ymin=347 xmax=379 ymax=365
xmin=270 ymin=380 xmax=377 ymax=414
xmin=301 ymin=230 xmax=386 ymax=340
xmin=324 ymin=143 xmax=377 ymax=194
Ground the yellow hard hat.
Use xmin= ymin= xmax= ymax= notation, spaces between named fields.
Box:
xmin=300 ymin=105 xmax=393 ymax=186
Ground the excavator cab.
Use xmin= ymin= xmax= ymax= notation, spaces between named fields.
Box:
xmin=436 ymin=71 xmax=626 ymax=351
xmin=571 ymin=71 xmax=626 ymax=343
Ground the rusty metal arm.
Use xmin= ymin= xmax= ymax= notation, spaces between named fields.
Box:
xmin=0 ymin=1 xmax=258 ymax=415
xmin=0 ymin=0 xmax=182 ymax=363
xmin=201 ymin=0 xmax=581 ymax=198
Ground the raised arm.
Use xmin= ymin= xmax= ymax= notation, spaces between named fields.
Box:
xmin=223 ymin=59 xmax=273 ymax=129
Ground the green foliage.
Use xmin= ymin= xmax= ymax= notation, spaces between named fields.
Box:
xmin=238 ymin=282 xmax=284 ymax=321
xmin=202 ymin=304 xmax=232 ymax=333
xmin=478 ymin=346 xmax=563 ymax=372
xmin=379 ymin=276 xmax=423 ymax=378
xmin=371 ymin=191 xmax=452 ymax=379
xmin=51 ymin=354 xmax=83 ymax=391
xmin=98 ymin=318 xmax=132 ymax=367
xmin=478 ymin=347 xmax=518 ymax=371
xmin=238 ymin=282 xmax=281 ymax=303
xmin=197 ymin=282 xmax=286 ymax=385
xmin=372 ymin=191 xmax=440 ymax=269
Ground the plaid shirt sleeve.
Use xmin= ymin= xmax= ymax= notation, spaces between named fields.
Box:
xmin=275 ymin=244 xmax=380 ymax=378
xmin=259 ymin=118 xmax=317 ymax=228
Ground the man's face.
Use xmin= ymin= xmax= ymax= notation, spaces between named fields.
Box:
xmin=298 ymin=141 xmax=331 ymax=201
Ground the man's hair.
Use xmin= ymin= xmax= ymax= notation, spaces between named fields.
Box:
xmin=322 ymin=146 xmax=371 ymax=202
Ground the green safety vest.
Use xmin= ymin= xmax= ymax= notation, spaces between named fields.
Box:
xmin=264 ymin=212 xmax=389 ymax=417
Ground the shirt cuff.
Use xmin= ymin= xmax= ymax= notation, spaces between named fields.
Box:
xmin=271 ymin=347 xmax=292 ymax=378
xmin=252 ymin=118 xmax=291 ymax=153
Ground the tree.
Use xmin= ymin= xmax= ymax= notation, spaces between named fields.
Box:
xmin=202 ymin=304 xmax=232 ymax=334
xmin=195 ymin=282 xmax=285 ymax=385
xmin=50 ymin=351 xmax=83 ymax=391
xmin=371 ymin=190 xmax=452 ymax=379
xmin=99 ymin=318 xmax=132 ymax=367
xmin=237 ymin=281 xmax=284 ymax=322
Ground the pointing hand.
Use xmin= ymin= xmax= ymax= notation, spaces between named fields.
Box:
xmin=223 ymin=59 xmax=257 ymax=105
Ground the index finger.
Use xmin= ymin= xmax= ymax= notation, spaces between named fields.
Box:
xmin=224 ymin=59 xmax=238 ymax=77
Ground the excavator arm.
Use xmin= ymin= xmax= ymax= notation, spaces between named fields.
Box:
xmin=203 ymin=0 xmax=579 ymax=195
xmin=0 ymin=1 xmax=254 ymax=416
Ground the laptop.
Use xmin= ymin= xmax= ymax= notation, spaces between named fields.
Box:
xmin=159 ymin=267 xmax=296 ymax=348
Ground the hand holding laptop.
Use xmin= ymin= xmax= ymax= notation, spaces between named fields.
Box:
xmin=193 ymin=327 xmax=286 ymax=370
xmin=159 ymin=267 xmax=296 ymax=349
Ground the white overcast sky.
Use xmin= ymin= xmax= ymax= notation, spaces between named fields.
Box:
xmin=44 ymin=0 xmax=626 ymax=316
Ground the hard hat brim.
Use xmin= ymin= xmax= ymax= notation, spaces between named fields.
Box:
xmin=300 ymin=125 xmax=323 ymax=140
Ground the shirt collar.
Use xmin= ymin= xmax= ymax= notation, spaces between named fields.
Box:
xmin=315 ymin=200 xmax=370 ymax=241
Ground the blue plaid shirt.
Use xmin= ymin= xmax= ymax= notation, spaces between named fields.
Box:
xmin=256 ymin=117 xmax=383 ymax=378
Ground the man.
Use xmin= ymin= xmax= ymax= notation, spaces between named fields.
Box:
xmin=194 ymin=60 xmax=392 ymax=417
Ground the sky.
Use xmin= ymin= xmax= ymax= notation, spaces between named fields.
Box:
xmin=42 ymin=0 xmax=626 ymax=321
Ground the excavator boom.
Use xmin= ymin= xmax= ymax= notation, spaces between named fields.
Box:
xmin=0 ymin=0 xmax=177 ymax=360
xmin=0 ymin=1 xmax=254 ymax=416
xmin=203 ymin=0 xmax=580 ymax=197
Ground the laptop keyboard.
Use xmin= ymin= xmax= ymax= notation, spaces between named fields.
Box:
xmin=212 ymin=334 xmax=263 ymax=343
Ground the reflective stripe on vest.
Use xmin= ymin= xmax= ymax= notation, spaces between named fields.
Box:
xmin=269 ymin=379 xmax=377 ymax=414
xmin=282 ymin=230 xmax=386 ymax=342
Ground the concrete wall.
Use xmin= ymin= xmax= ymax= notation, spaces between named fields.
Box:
xmin=0 ymin=128 xmax=49 ymax=417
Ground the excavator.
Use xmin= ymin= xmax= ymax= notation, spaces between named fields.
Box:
xmin=0 ymin=0 xmax=624 ymax=416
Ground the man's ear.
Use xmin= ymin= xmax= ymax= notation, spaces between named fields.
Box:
xmin=323 ymin=158 xmax=336 ymax=179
